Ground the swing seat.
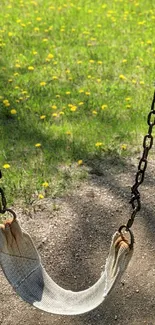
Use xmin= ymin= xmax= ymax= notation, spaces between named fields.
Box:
xmin=0 ymin=219 xmax=133 ymax=315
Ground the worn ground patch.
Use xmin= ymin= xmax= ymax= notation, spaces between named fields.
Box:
xmin=0 ymin=156 xmax=155 ymax=325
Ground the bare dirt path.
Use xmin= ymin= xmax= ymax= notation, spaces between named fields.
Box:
xmin=1 ymin=156 xmax=155 ymax=325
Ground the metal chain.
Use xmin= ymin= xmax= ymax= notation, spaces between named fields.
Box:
xmin=0 ymin=171 xmax=16 ymax=219
xmin=0 ymin=170 xmax=7 ymax=213
xmin=125 ymin=91 xmax=155 ymax=230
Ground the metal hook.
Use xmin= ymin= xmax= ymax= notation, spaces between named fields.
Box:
xmin=118 ymin=225 xmax=134 ymax=250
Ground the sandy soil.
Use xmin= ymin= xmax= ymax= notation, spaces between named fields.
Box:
xmin=1 ymin=156 xmax=155 ymax=325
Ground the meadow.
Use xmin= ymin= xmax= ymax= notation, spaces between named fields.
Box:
xmin=0 ymin=0 xmax=155 ymax=204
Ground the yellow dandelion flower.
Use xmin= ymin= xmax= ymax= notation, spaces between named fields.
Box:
xmin=125 ymin=97 xmax=131 ymax=101
xmin=38 ymin=194 xmax=44 ymax=199
xmin=122 ymin=59 xmax=127 ymax=63
xmin=97 ymin=78 xmax=101 ymax=83
xmin=10 ymin=109 xmax=17 ymax=114
xmin=98 ymin=60 xmax=102 ymax=64
xmin=66 ymin=131 xmax=71 ymax=135
xmin=51 ymin=105 xmax=57 ymax=109
xmin=66 ymin=91 xmax=71 ymax=95
xmin=34 ymin=27 xmax=39 ymax=32
xmin=70 ymin=106 xmax=77 ymax=112
xmin=47 ymin=53 xmax=54 ymax=59
xmin=138 ymin=21 xmax=145 ymax=25
xmin=88 ymin=75 xmax=92 ymax=79
xmin=77 ymin=159 xmax=83 ymax=165
xmin=101 ymin=104 xmax=108 ymax=110
xmin=32 ymin=50 xmax=37 ymax=55
xmin=78 ymin=102 xmax=84 ymax=106
xmin=40 ymin=81 xmax=46 ymax=86
xmin=8 ymin=32 xmax=13 ymax=37
xmin=89 ymin=59 xmax=94 ymax=64
xmin=52 ymin=76 xmax=58 ymax=80
xmin=42 ymin=182 xmax=49 ymax=187
xmin=79 ymin=89 xmax=84 ymax=93
xmin=35 ymin=143 xmax=41 ymax=147
xmin=36 ymin=17 xmax=42 ymax=21
xmin=132 ymin=79 xmax=136 ymax=84
xmin=40 ymin=115 xmax=46 ymax=119
xmin=3 ymin=164 xmax=11 ymax=169
xmin=28 ymin=66 xmax=34 ymax=71
xmin=52 ymin=113 xmax=58 ymax=117
xmin=3 ymin=99 xmax=10 ymax=107
xmin=95 ymin=142 xmax=103 ymax=147
xmin=15 ymin=63 xmax=21 ymax=68
xmin=77 ymin=60 xmax=82 ymax=64
xmin=42 ymin=38 xmax=48 ymax=42
xmin=140 ymin=81 xmax=145 ymax=85
xmin=59 ymin=111 xmax=65 ymax=115
xmin=121 ymin=144 xmax=127 ymax=150
xmin=85 ymin=91 xmax=90 ymax=96
xmin=55 ymin=94 xmax=60 ymax=98
xmin=119 ymin=74 xmax=126 ymax=80
xmin=92 ymin=110 xmax=97 ymax=115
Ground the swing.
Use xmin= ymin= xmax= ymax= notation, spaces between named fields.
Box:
xmin=0 ymin=92 xmax=154 ymax=315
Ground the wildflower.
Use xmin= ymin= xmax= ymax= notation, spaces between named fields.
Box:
xmin=47 ymin=53 xmax=54 ymax=59
xmin=119 ymin=74 xmax=126 ymax=80
xmin=40 ymin=115 xmax=46 ymax=119
xmin=77 ymin=60 xmax=82 ymax=64
xmin=52 ymin=76 xmax=58 ymax=80
xmin=88 ymin=75 xmax=92 ymax=79
xmin=122 ymin=59 xmax=127 ymax=63
xmin=35 ymin=143 xmax=41 ymax=147
xmin=38 ymin=194 xmax=44 ymax=199
xmin=66 ymin=131 xmax=71 ymax=135
xmin=98 ymin=60 xmax=102 ymax=64
xmin=126 ymin=105 xmax=131 ymax=109
xmin=121 ymin=144 xmax=127 ymax=150
xmin=52 ymin=113 xmax=58 ymax=117
xmin=66 ymin=91 xmax=71 ymax=95
xmin=79 ymin=89 xmax=84 ymax=93
xmin=28 ymin=66 xmax=34 ymax=71
xmin=3 ymin=164 xmax=10 ymax=169
xmin=34 ymin=27 xmax=39 ymax=32
xmin=42 ymin=182 xmax=49 ymax=187
xmin=101 ymin=104 xmax=108 ymax=110
xmin=140 ymin=81 xmax=145 ymax=85
xmin=89 ymin=59 xmax=94 ymax=63
xmin=78 ymin=160 xmax=83 ymax=165
xmin=78 ymin=102 xmax=84 ymax=106
xmin=59 ymin=111 xmax=65 ymax=115
xmin=10 ymin=109 xmax=17 ymax=114
xmin=51 ymin=105 xmax=57 ymax=109
xmin=3 ymin=99 xmax=10 ymax=107
xmin=32 ymin=50 xmax=37 ymax=55
xmin=70 ymin=105 xmax=77 ymax=112
xmin=14 ymin=72 xmax=19 ymax=76
xmin=97 ymin=78 xmax=101 ymax=83
xmin=15 ymin=63 xmax=21 ymax=68
xmin=36 ymin=17 xmax=42 ymax=21
xmin=95 ymin=142 xmax=103 ymax=147
xmin=8 ymin=79 xmax=13 ymax=83
xmin=85 ymin=91 xmax=90 ymax=96
xmin=55 ymin=94 xmax=60 ymax=98
xmin=125 ymin=97 xmax=131 ymax=101
xmin=40 ymin=81 xmax=46 ymax=86
xmin=132 ymin=79 xmax=136 ymax=84
xmin=42 ymin=38 xmax=48 ymax=42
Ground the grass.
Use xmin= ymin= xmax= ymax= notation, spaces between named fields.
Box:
xmin=0 ymin=0 xmax=155 ymax=205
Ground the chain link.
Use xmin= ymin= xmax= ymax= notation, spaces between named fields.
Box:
xmin=126 ymin=91 xmax=155 ymax=230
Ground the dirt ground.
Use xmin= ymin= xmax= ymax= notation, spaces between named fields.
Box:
xmin=1 ymin=156 xmax=155 ymax=325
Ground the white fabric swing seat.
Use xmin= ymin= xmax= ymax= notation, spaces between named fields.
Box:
xmin=0 ymin=219 xmax=133 ymax=315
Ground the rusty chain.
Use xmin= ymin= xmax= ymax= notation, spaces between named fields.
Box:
xmin=124 ymin=91 xmax=155 ymax=231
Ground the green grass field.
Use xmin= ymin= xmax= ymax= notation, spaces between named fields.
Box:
xmin=0 ymin=0 xmax=155 ymax=204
